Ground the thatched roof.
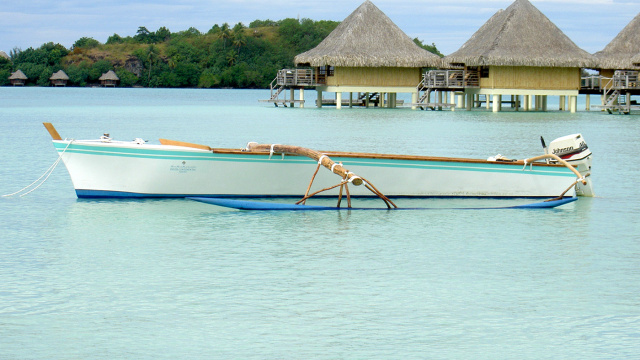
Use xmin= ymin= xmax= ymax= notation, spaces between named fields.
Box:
xmin=632 ymin=53 xmax=640 ymax=67
xmin=50 ymin=70 xmax=69 ymax=80
xmin=444 ymin=0 xmax=596 ymax=68
xmin=294 ymin=1 xmax=441 ymax=68
xmin=9 ymin=70 xmax=27 ymax=80
xmin=593 ymin=13 xmax=640 ymax=70
xmin=0 ymin=51 xmax=9 ymax=60
xmin=99 ymin=70 xmax=119 ymax=81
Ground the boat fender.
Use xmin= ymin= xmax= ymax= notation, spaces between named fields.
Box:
xmin=134 ymin=138 xmax=146 ymax=144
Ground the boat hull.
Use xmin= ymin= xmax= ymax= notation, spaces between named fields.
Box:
xmin=53 ymin=140 xmax=579 ymax=198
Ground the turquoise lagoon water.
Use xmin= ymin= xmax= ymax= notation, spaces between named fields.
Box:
xmin=1 ymin=87 xmax=639 ymax=359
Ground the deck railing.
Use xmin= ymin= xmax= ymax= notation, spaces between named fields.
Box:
xmin=422 ymin=70 xmax=480 ymax=89
xmin=611 ymin=70 xmax=639 ymax=90
xmin=581 ymin=75 xmax=600 ymax=90
xmin=276 ymin=69 xmax=315 ymax=87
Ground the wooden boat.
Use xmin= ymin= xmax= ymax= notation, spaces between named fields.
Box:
xmin=43 ymin=123 xmax=593 ymax=199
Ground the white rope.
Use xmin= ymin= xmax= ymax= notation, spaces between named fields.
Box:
xmin=2 ymin=140 xmax=73 ymax=197
xmin=317 ymin=154 xmax=327 ymax=165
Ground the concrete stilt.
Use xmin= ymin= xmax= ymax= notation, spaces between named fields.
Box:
xmin=317 ymin=90 xmax=323 ymax=108
xmin=336 ymin=92 xmax=342 ymax=110
xmin=492 ymin=94 xmax=501 ymax=112
xmin=299 ymin=88 xmax=304 ymax=108
xmin=585 ymin=94 xmax=590 ymax=111
xmin=570 ymin=96 xmax=577 ymax=113
xmin=289 ymin=88 xmax=295 ymax=107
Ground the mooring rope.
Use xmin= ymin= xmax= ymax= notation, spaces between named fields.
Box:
xmin=2 ymin=140 xmax=73 ymax=197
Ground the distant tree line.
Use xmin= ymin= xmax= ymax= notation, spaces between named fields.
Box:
xmin=1 ymin=18 xmax=442 ymax=88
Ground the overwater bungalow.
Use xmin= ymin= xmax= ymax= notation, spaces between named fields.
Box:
xmin=99 ymin=70 xmax=119 ymax=87
xmin=9 ymin=70 xmax=27 ymax=86
xmin=265 ymin=0 xmax=441 ymax=109
xmin=431 ymin=0 xmax=596 ymax=113
xmin=592 ymin=13 xmax=640 ymax=114
xmin=49 ymin=70 xmax=69 ymax=86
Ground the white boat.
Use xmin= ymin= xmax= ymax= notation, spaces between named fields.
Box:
xmin=44 ymin=123 xmax=593 ymax=199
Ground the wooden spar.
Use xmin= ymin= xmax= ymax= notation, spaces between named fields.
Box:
xmin=159 ymin=138 xmax=212 ymax=151
xmin=523 ymin=153 xmax=587 ymax=184
xmin=43 ymin=123 xmax=62 ymax=140
xmin=245 ymin=143 xmax=364 ymax=186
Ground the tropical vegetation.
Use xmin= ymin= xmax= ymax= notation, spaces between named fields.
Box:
xmin=1 ymin=19 xmax=442 ymax=88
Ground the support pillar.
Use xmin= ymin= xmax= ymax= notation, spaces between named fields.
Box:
xmin=542 ymin=95 xmax=548 ymax=112
xmin=349 ymin=92 xmax=353 ymax=108
xmin=411 ymin=92 xmax=418 ymax=110
xmin=336 ymin=92 xmax=342 ymax=110
xmin=559 ymin=95 xmax=565 ymax=111
xmin=437 ymin=91 xmax=443 ymax=111
xmin=493 ymin=94 xmax=501 ymax=112
xmin=289 ymin=88 xmax=295 ymax=108
xmin=450 ymin=91 xmax=456 ymax=111
xmin=365 ymin=92 xmax=370 ymax=108
xmin=317 ymin=89 xmax=323 ymax=108
xmin=466 ymin=93 xmax=473 ymax=111
xmin=569 ymin=95 xmax=577 ymax=113
xmin=485 ymin=94 xmax=491 ymax=109
xmin=299 ymin=88 xmax=304 ymax=108
xmin=585 ymin=94 xmax=590 ymax=111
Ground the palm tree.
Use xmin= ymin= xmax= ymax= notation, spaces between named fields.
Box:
xmin=226 ymin=50 xmax=238 ymax=66
xmin=220 ymin=23 xmax=231 ymax=49
xmin=145 ymin=45 xmax=159 ymax=84
xmin=232 ymin=33 xmax=246 ymax=54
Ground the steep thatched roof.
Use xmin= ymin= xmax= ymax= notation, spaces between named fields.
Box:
xmin=294 ymin=1 xmax=441 ymax=68
xmin=593 ymin=13 xmax=640 ymax=70
xmin=9 ymin=69 xmax=27 ymax=80
xmin=50 ymin=70 xmax=69 ymax=80
xmin=0 ymin=51 xmax=9 ymax=60
xmin=444 ymin=0 xmax=595 ymax=68
xmin=99 ymin=70 xmax=119 ymax=81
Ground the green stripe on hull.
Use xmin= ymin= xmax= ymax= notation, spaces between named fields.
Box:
xmin=54 ymin=142 xmax=575 ymax=177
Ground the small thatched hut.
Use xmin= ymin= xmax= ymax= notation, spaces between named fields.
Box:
xmin=594 ymin=13 xmax=640 ymax=77
xmin=50 ymin=70 xmax=69 ymax=86
xmin=443 ymin=0 xmax=595 ymax=112
xmin=99 ymin=70 xmax=119 ymax=87
xmin=9 ymin=69 xmax=27 ymax=86
xmin=0 ymin=51 xmax=9 ymax=60
xmin=294 ymin=0 xmax=441 ymax=108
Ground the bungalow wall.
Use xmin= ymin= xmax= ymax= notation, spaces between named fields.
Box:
xmin=327 ymin=67 xmax=421 ymax=87
xmin=479 ymin=66 xmax=581 ymax=90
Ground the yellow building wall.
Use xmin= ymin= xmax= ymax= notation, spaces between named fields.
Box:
xmin=479 ymin=66 xmax=581 ymax=90
xmin=327 ymin=67 xmax=422 ymax=87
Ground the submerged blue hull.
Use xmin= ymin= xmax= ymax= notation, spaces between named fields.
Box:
xmin=188 ymin=197 xmax=578 ymax=211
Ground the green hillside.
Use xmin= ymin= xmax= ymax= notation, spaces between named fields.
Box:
xmin=0 ymin=19 xmax=442 ymax=88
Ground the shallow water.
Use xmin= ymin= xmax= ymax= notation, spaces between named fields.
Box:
xmin=1 ymin=87 xmax=639 ymax=359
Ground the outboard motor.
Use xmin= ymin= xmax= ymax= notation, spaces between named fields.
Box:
xmin=544 ymin=134 xmax=594 ymax=197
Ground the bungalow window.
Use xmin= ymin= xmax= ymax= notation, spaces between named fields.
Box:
xmin=480 ymin=67 xmax=490 ymax=78
xmin=318 ymin=66 xmax=334 ymax=77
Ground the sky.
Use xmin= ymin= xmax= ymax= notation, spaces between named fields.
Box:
xmin=0 ymin=0 xmax=638 ymax=56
